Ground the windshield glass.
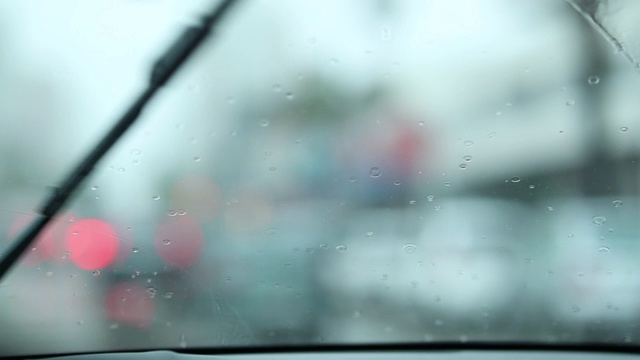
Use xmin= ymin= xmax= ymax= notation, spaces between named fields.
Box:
xmin=1 ymin=0 xmax=640 ymax=356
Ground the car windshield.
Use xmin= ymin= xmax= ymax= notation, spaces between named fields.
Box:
xmin=1 ymin=0 xmax=640 ymax=357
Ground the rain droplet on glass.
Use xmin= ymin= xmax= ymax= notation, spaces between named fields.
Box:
xmin=369 ymin=167 xmax=381 ymax=178
xmin=403 ymin=244 xmax=417 ymax=254
xmin=592 ymin=216 xmax=607 ymax=225
xmin=587 ymin=76 xmax=600 ymax=85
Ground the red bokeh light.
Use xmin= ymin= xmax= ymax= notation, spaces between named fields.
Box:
xmin=7 ymin=214 xmax=71 ymax=266
xmin=154 ymin=216 xmax=204 ymax=269
xmin=65 ymin=218 xmax=119 ymax=270
xmin=105 ymin=282 xmax=154 ymax=328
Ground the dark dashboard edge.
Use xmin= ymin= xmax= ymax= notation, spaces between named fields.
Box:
xmin=14 ymin=342 xmax=640 ymax=360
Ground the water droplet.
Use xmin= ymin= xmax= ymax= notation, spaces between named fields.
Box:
xmin=193 ymin=156 xmax=201 ymax=162
xmin=612 ymin=200 xmax=623 ymax=207
xmin=458 ymin=164 xmax=467 ymax=170
xmin=132 ymin=247 xmax=139 ymax=253
xmin=529 ymin=185 xmax=536 ymax=189
xmin=427 ymin=195 xmax=435 ymax=202
xmin=463 ymin=155 xmax=473 ymax=162
xmin=117 ymin=167 xmax=125 ymax=173
xmin=434 ymin=205 xmax=442 ymax=211
xmin=168 ymin=210 xmax=178 ymax=217
xmin=77 ymin=320 xmax=84 ymax=325
xmin=464 ymin=140 xmax=474 ymax=147
xmin=547 ymin=206 xmax=555 ymax=211
xmin=179 ymin=334 xmax=187 ymax=348
xmin=163 ymin=291 xmax=174 ymax=299
xmin=592 ymin=216 xmax=607 ymax=225
xmin=365 ymin=232 xmax=374 ymax=237
xmin=91 ymin=185 xmax=99 ymax=191
xmin=92 ymin=270 xmax=100 ymax=276
xmin=380 ymin=27 xmax=392 ymax=42
xmin=260 ymin=119 xmax=270 ymax=127
xmin=369 ymin=167 xmax=381 ymax=178
xmin=566 ymin=100 xmax=576 ymax=106
xmin=409 ymin=200 xmax=416 ymax=205
xmin=285 ymin=92 xmax=294 ymax=100
xmin=348 ymin=176 xmax=356 ymax=182
xmin=226 ymin=96 xmax=235 ymax=104
xmin=146 ymin=286 xmax=157 ymax=298
xmin=571 ymin=305 xmax=580 ymax=313
xmin=177 ymin=209 xmax=187 ymax=216
xmin=269 ymin=166 xmax=277 ymax=172
xmin=152 ymin=195 xmax=160 ymax=201
xmin=418 ymin=121 xmax=424 ymax=126
xmin=511 ymin=177 xmax=521 ymax=183
xmin=319 ymin=243 xmax=328 ymax=249
xmin=403 ymin=244 xmax=417 ymax=254
xmin=487 ymin=131 xmax=497 ymax=138
xmin=266 ymin=227 xmax=278 ymax=236
xmin=444 ymin=181 xmax=452 ymax=187
xmin=587 ymin=76 xmax=600 ymax=85
xmin=163 ymin=239 xmax=171 ymax=245
xmin=336 ymin=244 xmax=348 ymax=252
xmin=131 ymin=149 xmax=142 ymax=156
xmin=272 ymin=84 xmax=282 ymax=92
xmin=393 ymin=180 xmax=401 ymax=185
xmin=598 ymin=246 xmax=610 ymax=254
xmin=620 ymin=126 xmax=629 ymax=132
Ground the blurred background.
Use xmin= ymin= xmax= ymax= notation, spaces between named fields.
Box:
xmin=1 ymin=0 xmax=640 ymax=356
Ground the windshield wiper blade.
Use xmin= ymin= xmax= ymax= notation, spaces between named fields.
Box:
xmin=0 ymin=0 xmax=242 ymax=281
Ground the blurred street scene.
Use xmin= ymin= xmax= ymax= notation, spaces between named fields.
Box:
xmin=1 ymin=0 xmax=640 ymax=356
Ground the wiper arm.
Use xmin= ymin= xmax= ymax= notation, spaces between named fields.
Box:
xmin=0 ymin=0 xmax=242 ymax=281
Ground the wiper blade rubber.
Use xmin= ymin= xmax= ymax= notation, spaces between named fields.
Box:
xmin=0 ymin=0 xmax=242 ymax=281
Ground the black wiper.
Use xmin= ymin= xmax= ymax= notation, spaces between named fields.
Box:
xmin=0 ymin=0 xmax=242 ymax=281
